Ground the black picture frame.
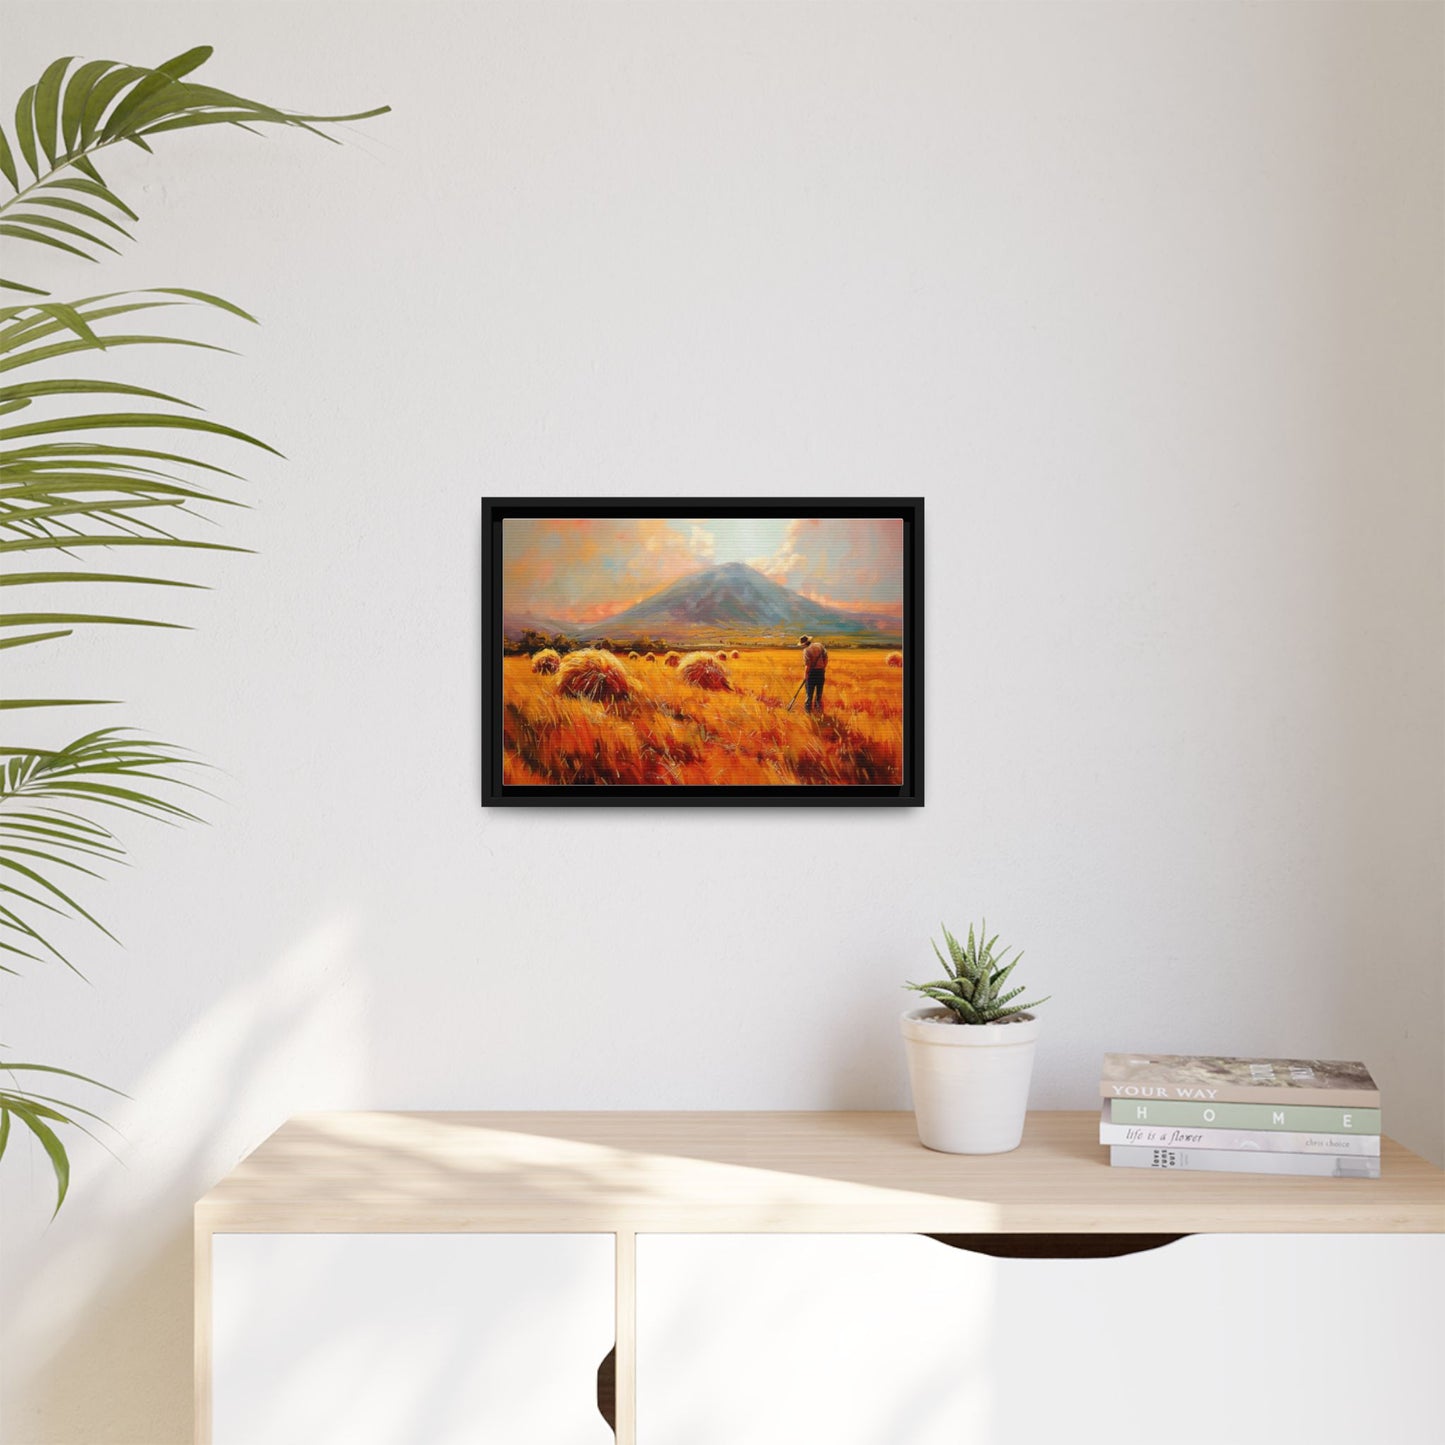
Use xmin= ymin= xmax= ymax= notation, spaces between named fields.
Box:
xmin=482 ymin=498 xmax=924 ymax=807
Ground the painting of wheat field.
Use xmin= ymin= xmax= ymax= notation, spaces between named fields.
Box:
xmin=484 ymin=503 xmax=922 ymax=803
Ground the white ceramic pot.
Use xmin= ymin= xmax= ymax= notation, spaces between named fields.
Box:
xmin=900 ymin=1006 xmax=1041 ymax=1154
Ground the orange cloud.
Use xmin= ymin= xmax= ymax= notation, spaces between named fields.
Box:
xmin=503 ymin=518 xmax=716 ymax=623
xmin=750 ymin=518 xmax=903 ymax=608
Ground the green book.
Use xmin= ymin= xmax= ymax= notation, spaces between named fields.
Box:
xmin=1108 ymin=1098 xmax=1380 ymax=1134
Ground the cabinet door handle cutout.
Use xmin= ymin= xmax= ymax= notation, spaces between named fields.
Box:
xmin=925 ymin=1233 xmax=1189 ymax=1260
xmin=597 ymin=1344 xmax=616 ymax=1434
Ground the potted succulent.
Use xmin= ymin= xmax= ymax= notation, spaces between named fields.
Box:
xmin=901 ymin=923 xmax=1050 ymax=1154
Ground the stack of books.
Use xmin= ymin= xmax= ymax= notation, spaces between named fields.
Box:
xmin=1099 ymin=1053 xmax=1381 ymax=1178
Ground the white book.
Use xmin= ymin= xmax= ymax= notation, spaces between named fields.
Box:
xmin=1110 ymin=1145 xmax=1380 ymax=1179
xmin=1097 ymin=1104 xmax=1380 ymax=1156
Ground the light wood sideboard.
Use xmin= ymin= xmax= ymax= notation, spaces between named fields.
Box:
xmin=195 ymin=1110 xmax=1445 ymax=1444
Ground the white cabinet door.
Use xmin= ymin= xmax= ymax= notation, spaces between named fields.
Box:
xmin=636 ymin=1233 xmax=1444 ymax=1445
xmin=212 ymin=1233 xmax=614 ymax=1445
xmin=638 ymin=1233 xmax=990 ymax=1445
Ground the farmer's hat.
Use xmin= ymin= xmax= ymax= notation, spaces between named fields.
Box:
xmin=799 ymin=634 xmax=812 ymax=645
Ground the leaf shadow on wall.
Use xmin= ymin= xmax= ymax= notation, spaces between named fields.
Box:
xmin=4 ymin=916 xmax=365 ymax=1445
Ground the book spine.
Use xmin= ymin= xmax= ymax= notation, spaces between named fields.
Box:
xmin=1110 ymin=1146 xmax=1380 ymax=1179
xmin=1099 ymin=1121 xmax=1380 ymax=1156
xmin=1100 ymin=1082 xmax=1380 ymax=1108
xmin=1108 ymin=1099 xmax=1380 ymax=1133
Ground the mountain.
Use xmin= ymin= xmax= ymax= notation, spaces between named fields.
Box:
xmin=574 ymin=562 xmax=901 ymax=644
xmin=501 ymin=608 xmax=574 ymax=640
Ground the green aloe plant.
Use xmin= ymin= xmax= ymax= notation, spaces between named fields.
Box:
xmin=0 ymin=46 xmax=386 ymax=1211
xmin=906 ymin=922 xmax=1050 ymax=1025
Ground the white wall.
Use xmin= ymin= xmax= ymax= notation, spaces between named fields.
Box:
xmin=3 ymin=2 xmax=1441 ymax=1441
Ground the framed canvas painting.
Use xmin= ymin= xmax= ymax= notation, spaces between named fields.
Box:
xmin=482 ymin=499 xmax=923 ymax=806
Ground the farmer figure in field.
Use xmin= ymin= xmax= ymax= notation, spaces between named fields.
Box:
xmin=799 ymin=633 xmax=828 ymax=714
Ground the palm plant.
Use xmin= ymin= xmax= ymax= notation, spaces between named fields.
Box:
xmin=906 ymin=922 xmax=1050 ymax=1025
xmin=0 ymin=46 xmax=385 ymax=1210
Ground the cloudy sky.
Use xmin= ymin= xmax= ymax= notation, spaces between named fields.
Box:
xmin=503 ymin=516 xmax=903 ymax=624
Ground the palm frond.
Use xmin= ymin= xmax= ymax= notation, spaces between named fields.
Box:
xmin=1 ymin=47 xmax=388 ymax=294
xmin=0 ymin=46 xmax=385 ymax=1215
xmin=0 ymin=1059 xmax=126 ymax=1213
xmin=0 ymin=288 xmax=266 ymax=710
xmin=0 ymin=730 xmax=201 ymax=974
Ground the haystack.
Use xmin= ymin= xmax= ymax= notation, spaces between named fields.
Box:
xmin=644 ymin=652 xmax=657 ymax=663
xmin=556 ymin=648 xmax=631 ymax=702
xmin=886 ymin=652 xmax=903 ymax=668
xmin=731 ymin=650 xmax=740 ymax=659
xmin=531 ymin=648 xmax=561 ymax=674
xmin=628 ymin=650 xmax=641 ymax=659
xmin=678 ymin=651 xmax=730 ymax=690
xmin=716 ymin=650 xmax=728 ymax=660
xmin=663 ymin=651 xmax=682 ymax=668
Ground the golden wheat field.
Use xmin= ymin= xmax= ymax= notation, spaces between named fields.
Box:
xmin=502 ymin=648 xmax=904 ymax=787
